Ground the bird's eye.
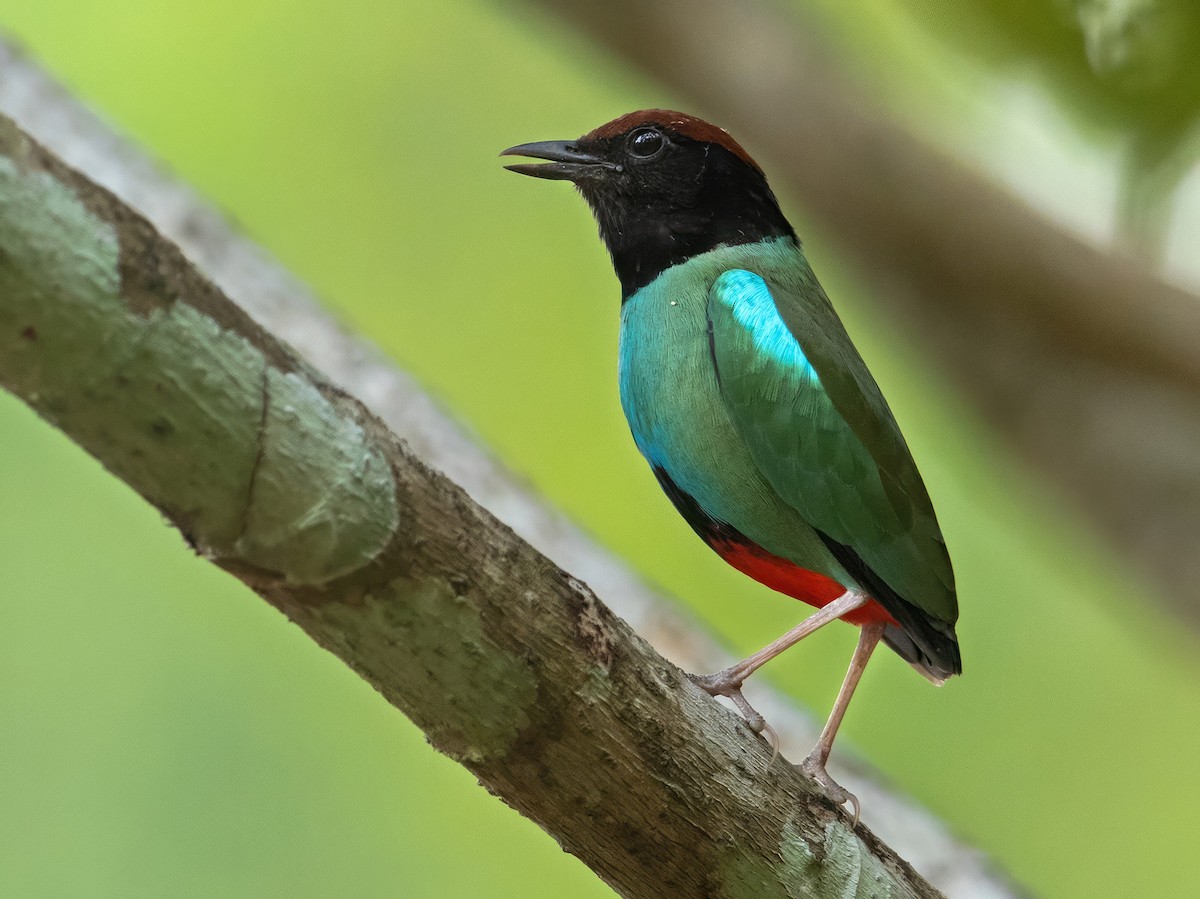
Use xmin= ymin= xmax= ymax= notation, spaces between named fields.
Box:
xmin=627 ymin=128 xmax=667 ymax=159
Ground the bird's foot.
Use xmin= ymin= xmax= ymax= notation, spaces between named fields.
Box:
xmin=690 ymin=669 xmax=779 ymax=762
xmin=691 ymin=668 xmax=765 ymax=730
xmin=799 ymin=752 xmax=860 ymax=826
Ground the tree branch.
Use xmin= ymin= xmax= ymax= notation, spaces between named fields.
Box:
xmin=530 ymin=0 xmax=1200 ymax=623
xmin=0 ymin=38 xmax=1019 ymax=897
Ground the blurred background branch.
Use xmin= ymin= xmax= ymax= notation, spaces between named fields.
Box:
xmin=0 ymin=43 xmax=1019 ymax=898
xmin=534 ymin=0 xmax=1200 ymax=625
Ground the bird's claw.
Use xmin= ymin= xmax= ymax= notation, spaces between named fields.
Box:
xmin=799 ymin=754 xmax=861 ymax=826
xmin=690 ymin=670 xmax=779 ymax=762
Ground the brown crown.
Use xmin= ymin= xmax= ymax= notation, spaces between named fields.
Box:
xmin=585 ymin=109 xmax=761 ymax=174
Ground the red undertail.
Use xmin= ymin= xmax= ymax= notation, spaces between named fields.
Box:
xmin=712 ymin=538 xmax=897 ymax=627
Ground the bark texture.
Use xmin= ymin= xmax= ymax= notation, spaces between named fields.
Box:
xmin=531 ymin=0 xmax=1200 ymax=623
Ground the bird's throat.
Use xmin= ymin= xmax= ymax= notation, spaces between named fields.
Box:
xmin=583 ymin=180 xmax=797 ymax=302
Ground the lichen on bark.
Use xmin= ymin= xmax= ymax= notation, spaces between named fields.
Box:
xmin=0 ymin=124 xmax=397 ymax=586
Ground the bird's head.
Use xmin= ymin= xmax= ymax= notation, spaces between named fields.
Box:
xmin=502 ymin=110 xmax=796 ymax=298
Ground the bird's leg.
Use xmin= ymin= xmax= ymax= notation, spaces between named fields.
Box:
xmin=799 ymin=621 xmax=886 ymax=824
xmin=691 ymin=590 xmax=869 ymax=734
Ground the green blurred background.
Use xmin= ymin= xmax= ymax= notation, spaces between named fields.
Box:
xmin=2 ymin=1 xmax=1199 ymax=896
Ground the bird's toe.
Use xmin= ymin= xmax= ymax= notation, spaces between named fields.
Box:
xmin=690 ymin=671 xmax=777 ymax=743
xmin=799 ymin=755 xmax=861 ymax=826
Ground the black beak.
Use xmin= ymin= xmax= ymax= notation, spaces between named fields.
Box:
xmin=500 ymin=140 xmax=617 ymax=181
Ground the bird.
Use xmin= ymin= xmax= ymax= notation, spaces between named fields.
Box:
xmin=501 ymin=110 xmax=960 ymax=818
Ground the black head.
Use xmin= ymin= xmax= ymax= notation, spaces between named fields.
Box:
xmin=502 ymin=110 xmax=796 ymax=299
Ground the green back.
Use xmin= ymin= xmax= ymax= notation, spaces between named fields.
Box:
xmin=706 ymin=243 xmax=957 ymax=625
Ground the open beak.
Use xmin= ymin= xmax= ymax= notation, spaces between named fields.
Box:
xmin=500 ymin=140 xmax=616 ymax=181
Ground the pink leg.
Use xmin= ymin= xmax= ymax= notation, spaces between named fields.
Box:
xmin=799 ymin=621 xmax=886 ymax=823
xmin=692 ymin=590 xmax=869 ymax=733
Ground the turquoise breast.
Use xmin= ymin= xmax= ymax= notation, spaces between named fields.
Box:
xmin=617 ymin=242 xmax=850 ymax=585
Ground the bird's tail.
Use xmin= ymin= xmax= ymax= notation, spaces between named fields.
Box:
xmin=882 ymin=623 xmax=959 ymax=685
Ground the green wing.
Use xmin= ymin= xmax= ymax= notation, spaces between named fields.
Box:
xmin=706 ymin=267 xmax=957 ymax=633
